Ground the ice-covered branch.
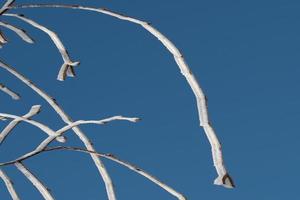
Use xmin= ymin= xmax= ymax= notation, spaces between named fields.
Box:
xmin=0 ymin=21 xmax=34 ymax=43
xmin=0 ymin=169 xmax=20 ymax=200
xmin=0 ymin=60 xmax=117 ymax=200
xmin=0 ymin=83 xmax=20 ymax=100
xmin=10 ymin=3 xmax=234 ymax=188
xmin=15 ymin=162 xmax=55 ymax=200
xmin=0 ymin=105 xmax=41 ymax=144
xmin=1 ymin=146 xmax=186 ymax=200
xmin=3 ymin=13 xmax=79 ymax=80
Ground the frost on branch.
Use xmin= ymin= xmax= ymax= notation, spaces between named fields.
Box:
xmin=0 ymin=1 xmax=235 ymax=199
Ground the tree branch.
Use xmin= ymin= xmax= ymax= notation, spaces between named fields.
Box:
xmin=0 ymin=60 xmax=118 ymax=200
xmin=0 ymin=83 xmax=20 ymax=100
xmin=15 ymin=162 xmax=55 ymax=200
xmin=3 ymin=13 xmax=79 ymax=80
xmin=1 ymin=146 xmax=186 ymax=200
xmin=0 ymin=169 xmax=20 ymax=200
xmin=9 ymin=3 xmax=234 ymax=188
xmin=0 ymin=105 xmax=41 ymax=145
xmin=0 ymin=20 xmax=34 ymax=43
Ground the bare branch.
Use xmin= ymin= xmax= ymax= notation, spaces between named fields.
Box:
xmin=0 ymin=83 xmax=20 ymax=100
xmin=15 ymin=162 xmax=55 ymax=200
xmin=0 ymin=21 xmax=34 ymax=43
xmin=0 ymin=111 xmax=67 ymax=143
xmin=0 ymin=30 xmax=8 ymax=47
xmin=1 ymin=146 xmax=186 ymax=200
xmin=0 ymin=111 xmax=139 ymax=145
xmin=0 ymin=169 xmax=20 ymax=200
xmin=0 ymin=0 xmax=15 ymax=15
xmin=9 ymin=3 xmax=234 ymax=188
xmin=3 ymin=13 xmax=79 ymax=80
xmin=0 ymin=105 xmax=41 ymax=145
xmin=0 ymin=60 xmax=117 ymax=200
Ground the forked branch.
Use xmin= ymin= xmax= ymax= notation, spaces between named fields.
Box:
xmin=9 ymin=3 xmax=234 ymax=188
xmin=3 ymin=13 xmax=79 ymax=80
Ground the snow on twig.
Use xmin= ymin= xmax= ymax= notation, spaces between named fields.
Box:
xmin=0 ymin=60 xmax=117 ymax=200
xmin=0 ymin=21 xmax=34 ymax=43
xmin=3 ymin=13 xmax=79 ymax=80
xmin=10 ymin=3 xmax=234 ymax=188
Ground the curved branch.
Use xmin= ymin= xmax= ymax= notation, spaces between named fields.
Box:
xmin=0 ymin=105 xmax=41 ymax=145
xmin=10 ymin=3 xmax=234 ymax=188
xmin=15 ymin=162 xmax=55 ymax=200
xmin=3 ymin=13 xmax=79 ymax=80
xmin=0 ymin=21 xmax=34 ymax=43
xmin=0 ymin=0 xmax=15 ymax=15
xmin=0 ymin=169 xmax=20 ymax=200
xmin=1 ymin=146 xmax=186 ymax=200
xmin=0 ymin=83 xmax=20 ymax=100
xmin=0 ymin=60 xmax=117 ymax=200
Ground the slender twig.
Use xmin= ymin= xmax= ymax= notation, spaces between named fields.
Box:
xmin=3 ymin=13 xmax=79 ymax=80
xmin=1 ymin=146 xmax=186 ymax=200
xmin=0 ymin=21 xmax=34 ymax=43
xmin=0 ymin=105 xmax=41 ymax=145
xmin=9 ymin=3 xmax=234 ymax=188
xmin=0 ymin=112 xmax=139 ymax=142
xmin=0 ymin=83 xmax=20 ymax=100
xmin=15 ymin=162 xmax=55 ymax=200
xmin=0 ymin=169 xmax=20 ymax=200
xmin=0 ymin=60 xmax=117 ymax=200
xmin=0 ymin=0 xmax=15 ymax=15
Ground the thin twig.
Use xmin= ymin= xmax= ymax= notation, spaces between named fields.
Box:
xmin=0 ymin=30 xmax=8 ymax=47
xmin=0 ymin=60 xmax=117 ymax=200
xmin=1 ymin=146 xmax=186 ymax=200
xmin=0 ymin=105 xmax=41 ymax=145
xmin=10 ymin=3 xmax=234 ymax=188
xmin=15 ymin=162 xmax=55 ymax=200
xmin=3 ymin=13 xmax=79 ymax=80
xmin=0 ymin=0 xmax=15 ymax=15
xmin=0 ymin=169 xmax=20 ymax=200
xmin=0 ymin=21 xmax=34 ymax=43
xmin=0 ymin=83 xmax=20 ymax=100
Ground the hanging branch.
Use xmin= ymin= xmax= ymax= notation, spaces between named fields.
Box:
xmin=0 ymin=83 xmax=20 ymax=100
xmin=3 ymin=13 xmax=79 ymax=80
xmin=0 ymin=21 xmax=34 ymax=43
xmin=0 ymin=105 xmax=41 ymax=144
xmin=0 ymin=60 xmax=117 ymax=200
xmin=8 ymin=3 xmax=234 ymax=188
xmin=1 ymin=146 xmax=186 ymax=200
xmin=0 ymin=169 xmax=20 ymax=200
xmin=15 ymin=162 xmax=55 ymax=200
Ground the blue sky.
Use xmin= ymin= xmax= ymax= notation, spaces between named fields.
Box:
xmin=1 ymin=0 xmax=300 ymax=199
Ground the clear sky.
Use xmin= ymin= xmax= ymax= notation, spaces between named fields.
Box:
xmin=1 ymin=0 xmax=300 ymax=199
